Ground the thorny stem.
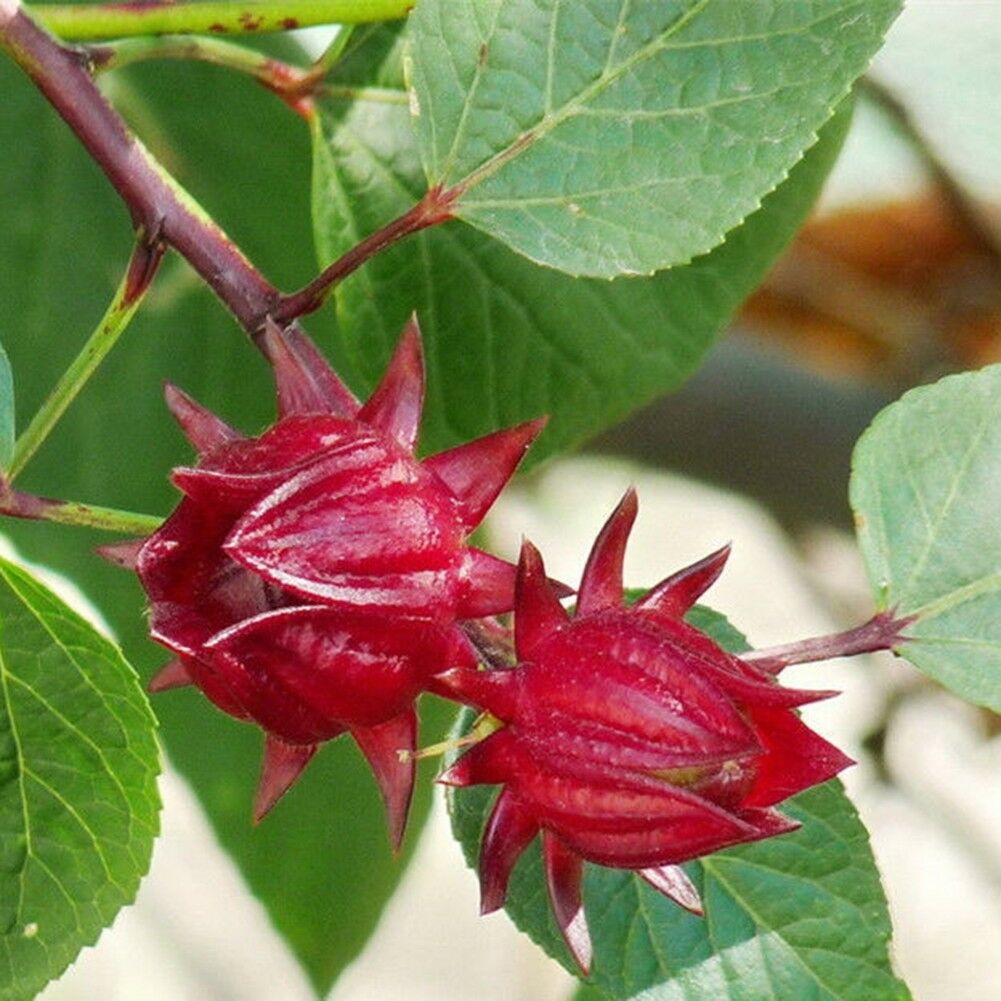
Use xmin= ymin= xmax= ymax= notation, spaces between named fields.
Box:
xmin=743 ymin=610 xmax=916 ymax=674
xmin=30 ymin=0 xmax=411 ymax=42
xmin=0 ymin=487 xmax=163 ymax=534
xmin=7 ymin=238 xmax=164 ymax=482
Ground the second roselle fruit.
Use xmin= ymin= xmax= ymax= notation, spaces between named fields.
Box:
xmin=437 ymin=490 xmax=852 ymax=972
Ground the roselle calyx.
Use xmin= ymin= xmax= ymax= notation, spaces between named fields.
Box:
xmin=436 ymin=490 xmax=852 ymax=973
xmin=110 ymin=316 xmax=545 ymax=844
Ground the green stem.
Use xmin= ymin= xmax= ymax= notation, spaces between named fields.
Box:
xmin=91 ymin=32 xmax=279 ymax=77
xmin=87 ymin=31 xmax=349 ymax=111
xmin=30 ymin=0 xmax=411 ymax=41
xmin=7 ymin=239 xmax=163 ymax=483
xmin=0 ymin=488 xmax=163 ymax=534
xmin=307 ymin=21 xmax=355 ymax=76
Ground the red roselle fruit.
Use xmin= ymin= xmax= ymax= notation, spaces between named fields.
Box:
xmin=436 ymin=489 xmax=852 ymax=973
xmin=104 ymin=316 xmax=545 ymax=846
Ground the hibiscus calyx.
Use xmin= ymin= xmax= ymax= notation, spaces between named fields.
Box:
xmin=436 ymin=489 xmax=852 ymax=973
xmin=113 ymin=314 xmax=545 ymax=845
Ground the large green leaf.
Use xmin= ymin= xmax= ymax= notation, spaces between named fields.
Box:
xmin=0 ymin=342 xmax=12 ymax=471
xmin=405 ymin=0 xmax=900 ymax=277
xmin=0 ymin=557 xmax=159 ymax=1001
xmin=850 ymin=365 xmax=1001 ymax=712
xmin=0 ymin=47 xmax=436 ymax=994
xmin=448 ymin=607 xmax=908 ymax=1000
xmin=313 ymin=27 xmax=850 ymax=464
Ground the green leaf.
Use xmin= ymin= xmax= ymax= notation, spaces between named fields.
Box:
xmin=0 ymin=46 xmax=432 ymax=994
xmin=448 ymin=608 xmax=908 ymax=1000
xmin=406 ymin=0 xmax=901 ymax=277
xmin=0 ymin=342 xmax=12 ymax=471
xmin=850 ymin=365 xmax=1001 ymax=712
xmin=0 ymin=557 xmax=160 ymax=1001
xmin=313 ymin=27 xmax=851 ymax=464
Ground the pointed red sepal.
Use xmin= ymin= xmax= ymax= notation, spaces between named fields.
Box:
xmin=739 ymin=807 xmax=801 ymax=839
xmin=147 ymin=658 xmax=194 ymax=693
xmin=424 ymin=417 xmax=547 ymax=532
xmin=351 ymin=709 xmax=417 ymax=852
xmin=462 ymin=552 xmax=572 ymax=620
xmin=254 ymin=735 xmax=318 ymax=823
xmin=164 ymin=383 xmax=242 ymax=454
xmin=479 ymin=788 xmax=539 ymax=914
xmin=637 ymin=544 xmax=732 ymax=621
xmin=95 ymin=538 xmax=146 ymax=571
xmin=743 ymin=705 xmax=854 ymax=808
xmin=431 ymin=667 xmax=520 ymax=720
xmin=638 ymin=864 xmax=703 ymax=915
xmin=261 ymin=319 xmax=359 ymax=418
xmin=577 ymin=488 xmax=638 ymax=616
xmin=514 ymin=541 xmax=570 ymax=660
xmin=458 ymin=549 xmax=518 ymax=618
xmin=438 ymin=728 xmax=517 ymax=788
xmin=357 ymin=315 xmax=424 ymax=451
xmin=543 ymin=832 xmax=592 ymax=974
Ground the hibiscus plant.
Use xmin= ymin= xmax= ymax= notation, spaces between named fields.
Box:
xmin=0 ymin=2 xmax=997 ymax=999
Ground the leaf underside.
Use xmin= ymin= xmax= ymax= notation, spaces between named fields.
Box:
xmin=850 ymin=364 xmax=1001 ymax=712
xmin=0 ymin=558 xmax=160 ymax=1001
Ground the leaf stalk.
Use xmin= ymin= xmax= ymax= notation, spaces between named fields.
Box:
xmin=7 ymin=238 xmax=164 ymax=482
xmin=743 ymin=610 xmax=916 ymax=673
xmin=273 ymin=186 xmax=459 ymax=322
xmin=0 ymin=487 xmax=163 ymax=534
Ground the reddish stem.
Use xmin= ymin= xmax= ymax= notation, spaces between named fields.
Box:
xmin=0 ymin=484 xmax=163 ymax=533
xmin=0 ymin=3 xmax=449 ymax=344
xmin=1 ymin=3 xmax=281 ymax=340
xmin=272 ymin=186 xmax=458 ymax=322
xmin=743 ymin=610 xmax=916 ymax=674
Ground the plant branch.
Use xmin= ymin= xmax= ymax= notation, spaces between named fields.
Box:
xmin=2 ymin=2 xmax=444 ymax=345
xmin=743 ymin=609 xmax=915 ymax=674
xmin=860 ymin=75 xmax=1001 ymax=272
xmin=0 ymin=487 xmax=163 ymax=534
xmin=87 ymin=28 xmax=363 ymax=116
xmin=273 ymin=186 xmax=458 ymax=322
xmin=88 ymin=33 xmax=322 ymax=114
xmin=30 ymin=0 xmax=412 ymax=42
xmin=7 ymin=238 xmax=164 ymax=483
xmin=1 ymin=0 xmax=284 ymax=340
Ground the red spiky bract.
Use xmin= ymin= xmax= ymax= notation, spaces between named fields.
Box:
xmin=438 ymin=491 xmax=852 ymax=973
xmin=127 ymin=315 xmax=545 ymax=840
